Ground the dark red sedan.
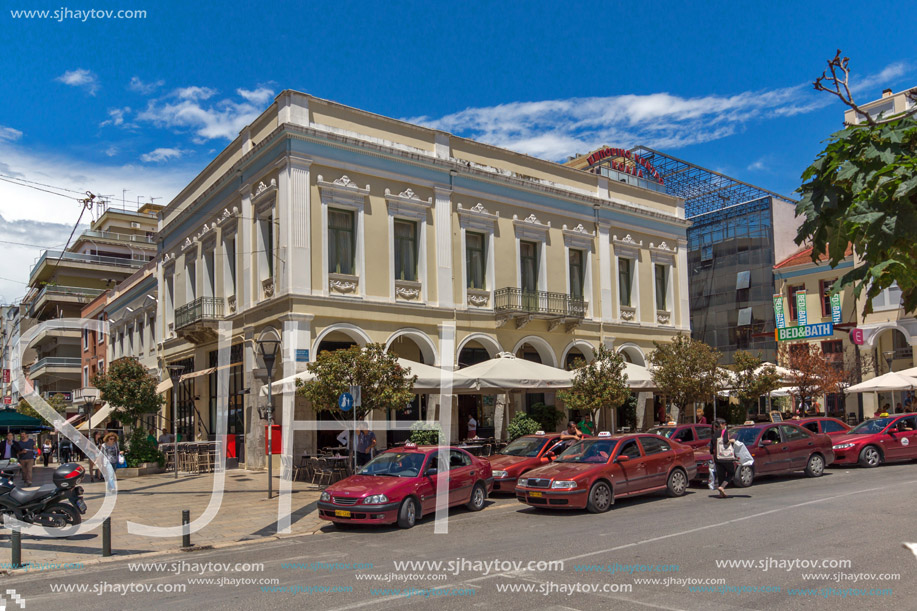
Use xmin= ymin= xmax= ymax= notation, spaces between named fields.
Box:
xmin=646 ymin=424 xmax=713 ymax=450
xmin=515 ymin=433 xmax=697 ymax=513
xmin=795 ymin=417 xmax=851 ymax=436
xmin=487 ymin=433 xmax=567 ymax=493
xmin=831 ymin=414 xmax=917 ymax=467
xmin=728 ymin=423 xmax=835 ymax=486
xmin=318 ymin=444 xmax=493 ymax=529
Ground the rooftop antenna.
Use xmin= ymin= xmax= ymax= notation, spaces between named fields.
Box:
xmin=122 ymin=189 xmax=129 ymax=210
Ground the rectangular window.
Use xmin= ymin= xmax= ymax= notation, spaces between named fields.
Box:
xmin=185 ymin=261 xmax=196 ymax=303
xmin=149 ymin=316 xmax=155 ymax=346
xmin=618 ymin=258 xmax=632 ymax=306
xmin=83 ymin=328 xmax=89 ymax=351
xmin=569 ymin=249 xmax=584 ymax=299
xmin=204 ymin=249 xmax=215 ymax=298
xmin=224 ymin=235 xmax=236 ymax=297
xmin=393 ymin=220 xmax=417 ymax=281
xmin=98 ymin=314 xmax=105 ymax=343
xmin=83 ymin=366 xmax=90 ymax=387
xmin=138 ymin=320 xmax=145 ymax=351
xmin=97 ymin=359 xmax=104 ymax=375
xmin=655 ymin=263 xmax=669 ymax=310
xmin=328 ymin=209 xmax=355 ymax=275
xmin=788 ymin=285 xmax=805 ymax=320
xmin=466 ymin=232 xmax=486 ymax=289
xmin=164 ymin=272 xmax=174 ymax=330
xmin=520 ymin=241 xmax=538 ymax=293
xmin=820 ymin=279 xmax=835 ymax=316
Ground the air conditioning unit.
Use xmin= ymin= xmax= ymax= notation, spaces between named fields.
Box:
xmin=131 ymin=222 xmax=141 ymax=229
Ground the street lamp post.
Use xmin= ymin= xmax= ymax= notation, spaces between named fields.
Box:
xmin=168 ymin=364 xmax=185 ymax=479
xmin=884 ymin=350 xmax=896 ymax=411
xmin=75 ymin=387 xmax=100 ymax=474
xmin=257 ymin=328 xmax=282 ymax=500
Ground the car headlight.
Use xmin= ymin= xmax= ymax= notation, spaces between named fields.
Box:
xmin=492 ymin=470 xmax=508 ymax=478
xmin=551 ymin=480 xmax=577 ymax=489
xmin=833 ymin=443 xmax=855 ymax=450
xmin=320 ymin=491 xmax=331 ymax=502
xmin=363 ymin=494 xmax=389 ymax=505
xmin=517 ymin=478 xmax=528 ymax=487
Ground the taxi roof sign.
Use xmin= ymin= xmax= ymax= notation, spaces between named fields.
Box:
xmin=404 ymin=442 xmax=417 ymax=449
xmin=597 ymin=431 xmax=612 ymax=437
xmin=535 ymin=430 xmax=545 ymax=435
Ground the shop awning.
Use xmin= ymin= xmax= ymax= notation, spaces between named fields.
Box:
xmin=156 ymin=379 xmax=172 ymax=394
xmin=179 ymin=367 xmax=215 ymax=382
xmin=77 ymin=403 xmax=114 ymax=431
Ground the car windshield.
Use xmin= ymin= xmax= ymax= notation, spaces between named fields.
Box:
xmin=358 ymin=452 xmax=425 ymax=477
xmin=729 ymin=428 xmax=761 ymax=446
xmin=848 ymin=418 xmax=894 ymax=435
xmin=647 ymin=427 xmax=676 ymax=438
xmin=500 ymin=437 xmax=549 ymax=457
xmin=556 ymin=439 xmax=617 ymax=463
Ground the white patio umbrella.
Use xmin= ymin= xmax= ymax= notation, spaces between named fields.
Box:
xmin=453 ymin=352 xmax=574 ymax=392
xmin=623 ymin=362 xmax=655 ymax=390
xmin=896 ymin=366 xmax=917 ymax=378
xmin=260 ymin=358 xmax=465 ymax=396
xmin=845 ymin=372 xmax=917 ymax=394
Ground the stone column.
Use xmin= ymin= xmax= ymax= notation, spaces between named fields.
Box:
xmin=243 ymin=326 xmax=263 ymax=469
xmin=597 ymin=221 xmax=613 ymax=323
xmin=278 ymin=156 xmax=312 ymax=297
xmin=239 ymin=189 xmax=254 ymax=311
xmin=434 ymin=187 xmax=454 ymax=308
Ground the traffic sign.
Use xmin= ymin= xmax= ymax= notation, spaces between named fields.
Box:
xmin=338 ymin=392 xmax=354 ymax=412
xmin=775 ymin=322 xmax=834 ymax=342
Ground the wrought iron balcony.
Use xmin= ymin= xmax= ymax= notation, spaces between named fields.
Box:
xmin=175 ymin=297 xmax=223 ymax=330
xmin=494 ymin=288 xmax=587 ymax=331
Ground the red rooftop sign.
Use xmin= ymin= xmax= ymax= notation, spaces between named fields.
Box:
xmin=585 ymin=147 xmax=663 ymax=184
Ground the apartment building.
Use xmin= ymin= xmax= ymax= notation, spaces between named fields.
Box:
xmin=156 ymin=91 xmax=692 ymax=467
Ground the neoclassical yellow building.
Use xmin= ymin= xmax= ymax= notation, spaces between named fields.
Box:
xmin=155 ymin=91 xmax=691 ymax=466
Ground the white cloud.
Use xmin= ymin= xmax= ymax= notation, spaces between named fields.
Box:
xmin=0 ymin=214 xmax=80 ymax=303
xmin=99 ymin=107 xmax=131 ymax=128
xmin=851 ymin=62 xmax=910 ymax=95
xmin=408 ymin=61 xmax=911 ymax=161
xmin=747 ymin=159 xmax=767 ymax=172
xmin=128 ymin=76 xmax=164 ymax=95
xmin=0 ymin=126 xmax=22 ymax=142
xmin=55 ymin=68 xmax=99 ymax=95
xmin=104 ymin=146 xmax=119 ymax=157
xmin=140 ymin=147 xmax=188 ymax=163
xmin=137 ymin=86 xmax=276 ymax=141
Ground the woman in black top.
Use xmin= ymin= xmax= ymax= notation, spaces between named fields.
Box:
xmin=711 ymin=420 xmax=738 ymax=498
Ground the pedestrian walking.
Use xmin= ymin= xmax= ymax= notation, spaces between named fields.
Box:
xmin=17 ymin=432 xmax=36 ymax=487
xmin=59 ymin=437 xmax=73 ymax=463
xmin=711 ymin=420 xmax=738 ymax=499
xmin=90 ymin=431 xmax=104 ymax=481
xmin=355 ymin=422 xmax=376 ymax=467
xmin=41 ymin=438 xmax=52 ymax=467
xmin=101 ymin=432 xmax=120 ymax=477
xmin=0 ymin=433 xmax=21 ymax=464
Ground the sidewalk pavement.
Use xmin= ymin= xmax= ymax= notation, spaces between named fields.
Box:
xmin=0 ymin=462 xmax=325 ymax=568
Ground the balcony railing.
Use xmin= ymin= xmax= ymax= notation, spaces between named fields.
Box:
xmin=29 ymin=357 xmax=82 ymax=375
xmin=175 ymin=297 xmax=224 ymax=330
xmin=80 ymin=229 xmax=155 ymax=244
xmin=494 ymin=288 xmax=587 ymax=319
xmin=30 ymin=250 xmax=149 ymax=283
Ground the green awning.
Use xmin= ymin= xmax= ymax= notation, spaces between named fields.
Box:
xmin=0 ymin=409 xmax=51 ymax=430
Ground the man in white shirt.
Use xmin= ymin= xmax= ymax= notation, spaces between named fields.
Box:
xmin=467 ymin=416 xmax=477 ymax=439
xmin=336 ymin=429 xmax=351 ymax=449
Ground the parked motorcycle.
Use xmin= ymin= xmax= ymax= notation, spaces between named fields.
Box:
xmin=0 ymin=463 xmax=87 ymax=527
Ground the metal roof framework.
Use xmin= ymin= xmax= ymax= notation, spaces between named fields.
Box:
xmin=629 ymin=146 xmax=795 ymax=218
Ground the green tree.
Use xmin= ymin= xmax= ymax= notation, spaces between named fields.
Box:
xmin=796 ymin=51 xmax=917 ymax=315
xmin=17 ymin=393 xmax=68 ymax=423
xmin=506 ymin=412 xmax=539 ymax=441
xmin=91 ymin=357 xmax=164 ymax=427
xmin=527 ymin=402 xmax=565 ymax=433
xmin=728 ymin=351 xmax=783 ymax=418
xmin=297 ymin=343 xmax=417 ymax=427
xmin=649 ymin=334 xmax=726 ymax=424
xmin=408 ymin=422 xmax=444 ymax=445
xmin=558 ymin=344 xmax=629 ymax=431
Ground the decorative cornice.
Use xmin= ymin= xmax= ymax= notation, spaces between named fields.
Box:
xmin=385 ymin=187 xmax=433 ymax=218
xmin=649 ymin=241 xmax=677 ymax=254
xmin=252 ymin=178 xmax=277 ymax=202
xmin=317 ymin=174 xmax=370 ymax=197
xmin=562 ymin=223 xmax=595 ymax=250
xmin=456 ymin=202 xmax=499 ymax=230
xmin=613 ymin=234 xmax=643 ymax=247
xmin=513 ymin=213 xmax=550 ymax=239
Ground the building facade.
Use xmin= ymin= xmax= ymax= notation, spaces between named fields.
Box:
xmin=844 ymin=86 xmax=917 ymax=124
xmin=155 ymin=91 xmax=692 ymax=467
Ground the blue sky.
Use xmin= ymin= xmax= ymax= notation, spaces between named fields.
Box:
xmin=0 ymin=0 xmax=913 ymax=301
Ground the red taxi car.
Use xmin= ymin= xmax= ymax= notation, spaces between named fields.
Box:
xmin=831 ymin=414 xmax=917 ymax=467
xmin=795 ymin=417 xmax=851 ymax=436
xmin=646 ymin=424 xmax=712 ymax=450
xmin=515 ymin=433 xmax=697 ymax=513
xmin=488 ymin=433 xmax=567 ymax=493
xmin=318 ymin=444 xmax=493 ymax=529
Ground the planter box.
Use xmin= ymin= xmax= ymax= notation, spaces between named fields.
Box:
xmin=117 ymin=462 xmax=165 ymax=479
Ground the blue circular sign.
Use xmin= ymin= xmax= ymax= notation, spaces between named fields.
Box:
xmin=338 ymin=392 xmax=354 ymax=412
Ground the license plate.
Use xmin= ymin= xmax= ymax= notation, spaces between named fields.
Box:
xmin=529 ymin=491 xmax=543 ymax=498
xmin=75 ymin=499 xmax=87 ymax=513
xmin=334 ymin=510 xmax=351 ymax=518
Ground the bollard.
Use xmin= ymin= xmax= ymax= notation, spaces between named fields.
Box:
xmin=181 ymin=510 xmax=191 ymax=548
xmin=102 ymin=517 xmax=112 ymax=557
xmin=10 ymin=529 xmax=21 ymax=569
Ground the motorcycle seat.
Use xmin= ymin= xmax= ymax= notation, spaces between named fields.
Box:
xmin=9 ymin=484 xmax=57 ymax=505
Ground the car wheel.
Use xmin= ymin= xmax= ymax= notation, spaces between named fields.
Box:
xmin=396 ymin=498 xmax=418 ymax=529
xmin=586 ymin=481 xmax=612 ymax=513
xmin=805 ymin=453 xmax=825 ymax=477
xmin=733 ymin=465 xmax=754 ymax=488
xmin=466 ymin=482 xmax=486 ymax=511
xmin=858 ymin=445 xmax=881 ymax=468
xmin=666 ymin=469 xmax=688 ymax=497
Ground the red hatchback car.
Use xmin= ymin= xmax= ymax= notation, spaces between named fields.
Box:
xmin=646 ymin=424 xmax=713 ymax=450
xmin=318 ymin=444 xmax=493 ymax=529
xmin=795 ymin=417 xmax=851 ymax=436
xmin=515 ymin=433 xmax=697 ymax=513
xmin=831 ymin=414 xmax=917 ymax=468
xmin=488 ymin=433 xmax=567 ymax=493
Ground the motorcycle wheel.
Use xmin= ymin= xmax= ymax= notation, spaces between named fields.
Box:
xmin=44 ymin=503 xmax=82 ymax=527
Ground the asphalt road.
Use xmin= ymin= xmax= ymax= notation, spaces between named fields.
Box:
xmin=3 ymin=463 xmax=916 ymax=611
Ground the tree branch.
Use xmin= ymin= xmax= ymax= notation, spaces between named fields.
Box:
xmin=814 ymin=50 xmax=877 ymax=127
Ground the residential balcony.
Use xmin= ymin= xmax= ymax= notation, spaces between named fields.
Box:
xmin=29 ymin=250 xmax=148 ymax=285
xmin=79 ymin=229 xmax=156 ymax=244
xmin=27 ymin=285 xmax=105 ymax=318
xmin=494 ymin=287 xmax=587 ymax=331
xmin=174 ymin=297 xmax=223 ymax=344
xmin=29 ymin=357 xmax=82 ymax=380
xmin=29 ymin=325 xmax=81 ymax=348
